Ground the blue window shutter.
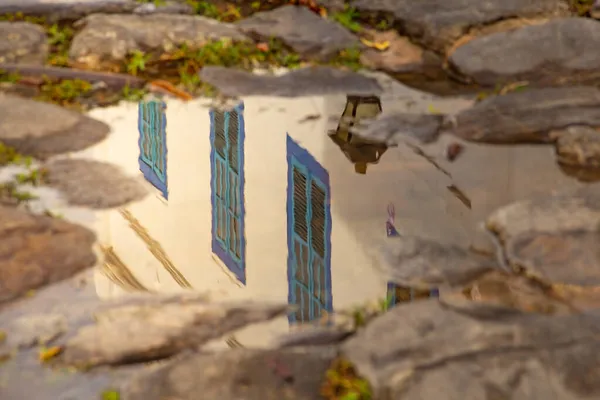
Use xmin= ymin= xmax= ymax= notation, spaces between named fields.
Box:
xmin=210 ymin=103 xmax=246 ymax=284
xmin=286 ymin=134 xmax=332 ymax=324
xmin=138 ymin=100 xmax=168 ymax=199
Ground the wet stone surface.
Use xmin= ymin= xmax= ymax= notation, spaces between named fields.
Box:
xmin=43 ymin=158 xmax=147 ymax=208
xmin=0 ymin=22 xmax=48 ymax=65
xmin=2 ymin=1 xmax=600 ymax=399
xmin=553 ymin=125 xmax=600 ymax=170
xmin=449 ymin=18 xmax=600 ymax=87
xmin=342 ymin=300 xmax=600 ymax=399
xmin=124 ymin=347 xmax=336 ymax=400
xmin=58 ymin=297 xmax=288 ymax=368
xmin=0 ymin=94 xmax=110 ymax=158
xmin=359 ymin=30 xmax=444 ymax=80
xmin=350 ymin=0 xmax=569 ymax=53
xmin=199 ymin=66 xmax=383 ymax=96
xmin=380 ymin=236 xmax=495 ymax=290
xmin=236 ymin=5 xmax=361 ymax=60
xmin=69 ymin=13 xmax=250 ymax=69
xmin=448 ymin=87 xmax=600 ymax=144
xmin=351 ymin=111 xmax=443 ymax=145
xmin=0 ymin=205 xmax=96 ymax=305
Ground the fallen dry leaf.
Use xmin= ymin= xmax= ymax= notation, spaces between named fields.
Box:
xmin=360 ymin=38 xmax=390 ymax=51
xmin=256 ymin=42 xmax=270 ymax=52
xmin=39 ymin=346 xmax=63 ymax=362
xmin=148 ymin=80 xmax=193 ymax=101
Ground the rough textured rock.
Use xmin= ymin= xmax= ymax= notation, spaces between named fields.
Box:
xmin=350 ymin=0 xmax=569 ymax=53
xmin=552 ymin=125 xmax=600 ymax=170
xmin=276 ymin=327 xmax=354 ymax=348
xmin=236 ymin=5 xmax=361 ymax=60
xmin=360 ymin=31 xmax=445 ymax=84
xmin=125 ymin=347 xmax=336 ymax=400
xmin=486 ymin=185 xmax=600 ymax=241
xmin=449 ymin=18 xmax=600 ymax=86
xmin=0 ymin=0 xmax=179 ymax=21
xmin=351 ymin=111 xmax=443 ymax=145
xmin=44 ymin=158 xmax=147 ymax=208
xmin=69 ymin=14 xmax=250 ymax=69
xmin=59 ymin=298 xmax=288 ymax=368
xmin=445 ymin=270 xmax=574 ymax=314
xmin=486 ymin=186 xmax=600 ymax=310
xmin=381 ymin=236 xmax=495 ymax=289
xmin=343 ymin=300 xmax=600 ymax=399
xmin=199 ymin=66 xmax=382 ymax=97
xmin=506 ymin=230 xmax=600 ymax=287
xmin=360 ymin=30 xmax=444 ymax=79
xmin=448 ymin=87 xmax=600 ymax=143
xmin=0 ymin=94 xmax=110 ymax=158
xmin=0 ymin=22 xmax=48 ymax=65
xmin=0 ymin=206 xmax=96 ymax=304
xmin=5 ymin=314 xmax=67 ymax=348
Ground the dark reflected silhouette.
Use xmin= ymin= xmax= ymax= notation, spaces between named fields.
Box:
xmin=328 ymin=95 xmax=388 ymax=174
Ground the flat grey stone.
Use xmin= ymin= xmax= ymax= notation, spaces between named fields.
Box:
xmin=125 ymin=348 xmax=336 ymax=400
xmin=0 ymin=205 xmax=96 ymax=305
xmin=449 ymin=18 xmax=600 ymax=87
xmin=342 ymin=300 xmax=600 ymax=399
xmin=0 ymin=0 xmax=191 ymax=21
xmin=199 ymin=66 xmax=382 ymax=97
xmin=276 ymin=327 xmax=354 ymax=347
xmin=69 ymin=14 xmax=249 ymax=68
xmin=0 ymin=22 xmax=48 ymax=65
xmin=444 ymin=270 xmax=575 ymax=314
xmin=381 ymin=236 xmax=495 ymax=290
xmin=350 ymin=0 xmax=569 ymax=52
xmin=0 ymin=94 xmax=110 ymax=158
xmin=351 ymin=111 xmax=443 ymax=145
xmin=448 ymin=87 xmax=600 ymax=143
xmin=552 ymin=125 xmax=600 ymax=170
xmin=44 ymin=158 xmax=147 ymax=209
xmin=7 ymin=314 xmax=67 ymax=348
xmin=486 ymin=185 xmax=600 ymax=242
xmin=236 ymin=5 xmax=361 ymax=60
xmin=507 ymin=229 xmax=600 ymax=287
xmin=59 ymin=298 xmax=288 ymax=368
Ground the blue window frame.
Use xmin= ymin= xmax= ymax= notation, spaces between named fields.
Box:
xmin=138 ymin=100 xmax=168 ymax=199
xmin=286 ymin=134 xmax=333 ymax=324
xmin=210 ymin=103 xmax=246 ymax=284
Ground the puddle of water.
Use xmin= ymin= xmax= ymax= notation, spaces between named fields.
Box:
xmin=17 ymin=77 xmax=592 ymax=349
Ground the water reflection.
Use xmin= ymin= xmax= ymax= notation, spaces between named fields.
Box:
xmin=327 ymin=95 xmax=388 ymax=175
xmin=79 ymin=85 xmax=591 ymax=347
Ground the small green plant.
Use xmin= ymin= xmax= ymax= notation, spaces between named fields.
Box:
xmin=0 ymin=70 xmax=21 ymax=84
xmin=47 ymin=23 xmax=72 ymax=46
xmin=135 ymin=0 xmax=166 ymax=6
xmin=331 ymin=47 xmax=362 ymax=71
xmin=121 ymin=85 xmax=148 ymax=102
xmin=37 ymin=79 xmax=92 ymax=108
xmin=375 ymin=20 xmax=389 ymax=30
xmin=321 ymin=358 xmax=372 ymax=400
xmin=15 ymin=168 xmax=47 ymax=186
xmin=251 ymin=1 xmax=261 ymax=9
xmin=331 ymin=6 xmax=362 ymax=33
xmin=0 ymin=143 xmax=32 ymax=167
xmin=0 ymin=182 xmax=38 ymax=204
xmin=126 ymin=50 xmax=151 ymax=75
xmin=189 ymin=0 xmax=221 ymax=18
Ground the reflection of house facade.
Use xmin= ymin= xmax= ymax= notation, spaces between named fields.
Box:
xmin=89 ymin=96 xmax=444 ymax=347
